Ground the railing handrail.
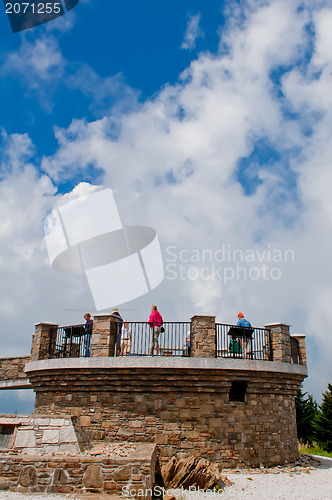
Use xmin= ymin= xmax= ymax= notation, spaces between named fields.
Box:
xmin=58 ymin=323 xmax=85 ymax=329
xmin=215 ymin=322 xmax=270 ymax=331
xmin=49 ymin=321 xmax=273 ymax=361
xmin=49 ymin=324 xmax=88 ymax=359
xmin=121 ymin=321 xmax=191 ymax=325
xmin=49 ymin=321 xmax=191 ymax=359
xmin=120 ymin=321 xmax=190 ymax=357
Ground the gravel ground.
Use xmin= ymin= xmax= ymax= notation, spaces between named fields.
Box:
xmin=0 ymin=456 xmax=331 ymax=500
xmin=182 ymin=456 xmax=332 ymax=500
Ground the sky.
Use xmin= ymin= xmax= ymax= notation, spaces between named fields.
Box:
xmin=1 ymin=0 xmax=332 ymax=412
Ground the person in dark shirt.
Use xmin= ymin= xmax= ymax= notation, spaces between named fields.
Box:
xmin=84 ymin=313 xmax=93 ymax=357
xmin=112 ymin=308 xmax=123 ymax=355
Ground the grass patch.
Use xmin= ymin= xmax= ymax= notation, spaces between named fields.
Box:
xmin=298 ymin=441 xmax=332 ymax=458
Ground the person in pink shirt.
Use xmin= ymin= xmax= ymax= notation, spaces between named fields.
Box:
xmin=148 ymin=305 xmax=163 ymax=356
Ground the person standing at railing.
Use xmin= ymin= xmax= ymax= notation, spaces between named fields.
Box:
xmin=83 ymin=313 xmax=93 ymax=357
xmin=237 ymin=312 xmax=252 ymax=359
xmin=184 ymin=333 xmax=191 ymax=356
xmin=148 ymin=305 xmax=163 ymax=356
xmin=112 ymin=308 xmax=123 ymax=355
xmin=121 ymin=322 xmax=132 ymax=356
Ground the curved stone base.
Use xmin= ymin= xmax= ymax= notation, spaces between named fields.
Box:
xmin=25 ymin=358 xmax=307 ymax=467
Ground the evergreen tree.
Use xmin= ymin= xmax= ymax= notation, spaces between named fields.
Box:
xmin=313 ymin=383 xmax=332 ymax=452
xmin=295 ymin=386 xmax=318 ymax=444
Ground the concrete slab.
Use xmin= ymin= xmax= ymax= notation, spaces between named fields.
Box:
xmin=25 ymin=356 xmax=308 ymax=376
xmin=14 ymin=430 xmax=36 ymax=448
xmin=41 ymin=429 xmax=60 ymax=444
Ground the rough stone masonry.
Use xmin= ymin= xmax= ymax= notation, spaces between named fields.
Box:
xmin=0 ymin=313 xmax=308 ymax=497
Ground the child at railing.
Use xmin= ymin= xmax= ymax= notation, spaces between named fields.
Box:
xmin=121 ymin=322 xmax=132 ymax=356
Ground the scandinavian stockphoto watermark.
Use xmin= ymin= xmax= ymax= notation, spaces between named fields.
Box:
xmin=165 ymin=245 xmax=295 ymax=283
xmin=44 ymin=186 xmax=164 ymax=310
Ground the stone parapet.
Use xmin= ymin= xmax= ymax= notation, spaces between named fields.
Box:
xmin=91 ymin=314 xmax=116 ymax=357
xmin=0 ymin=357 xmax=30 ymax=388
xmin=31 ymin=322 xmax=59 ymax=361
xmin=265 ymin=323 xmax=292 ymax=363
xmin=190 ymin=315 xmax=216 ymax=358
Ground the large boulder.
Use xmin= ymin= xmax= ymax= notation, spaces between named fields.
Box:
xmin=161 ymin=456 xmax=232 ymax=491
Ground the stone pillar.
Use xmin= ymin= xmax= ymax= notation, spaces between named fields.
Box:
xmin=31 ymin=322 xmax=59 ymax=361
xmin=292 ymin=334 xmax=307 ymax=366
xmin=91 ymin=314 xmax=118 ymax=357
xmin=190 ymin=315 xmax=216 ymax=358
xmin=265 ymin=323 xmax=291 ymax=363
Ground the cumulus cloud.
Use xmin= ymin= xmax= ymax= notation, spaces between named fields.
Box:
xmin=2 ymin=0 xmax=332 ymax=402
xmin=2 ymin=36 xmax=65 ymax=83
xmin=181 ymin=14 xmax=204 ymax=50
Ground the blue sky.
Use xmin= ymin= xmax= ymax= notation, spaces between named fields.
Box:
xmin=0 ymin=1 xmax=223 ymax=159
xmin=1 ymin=0 xmax=332 ymax=413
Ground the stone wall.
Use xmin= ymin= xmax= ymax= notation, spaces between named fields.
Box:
xmin=27 ymin=362 xmax=305 ymax=468
xmin=0 ymin=415 xmax=81 ymax=455
xmin=0 ymin=443 xmax=156 ymax=498
xmin=0 ymin=357 xmax=30 ymax=388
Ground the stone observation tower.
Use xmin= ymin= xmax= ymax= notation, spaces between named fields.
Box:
xmin=0 ymin=314 xmax=307 ymax=496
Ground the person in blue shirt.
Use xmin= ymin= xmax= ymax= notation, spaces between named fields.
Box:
xmin=237 ymin=312 xmax=252 ymax=358
xmin=237 ymin=312 xmax=252 ymax=328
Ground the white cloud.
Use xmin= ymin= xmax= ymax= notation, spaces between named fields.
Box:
xmin=181 ymin=14 xmax=204 ymax=50
xmin=0 ymin=26 xmax=139 ymax=116
xmin=67 ymin=65 xmax=140 ymax=116
xmin=3 ymin=36 xmax=65 ymax=83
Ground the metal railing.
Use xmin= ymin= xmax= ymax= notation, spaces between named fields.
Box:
xmin=121 ymin=322 xmax=191 ymax=357
xmin=49 ymin=322 xmax=274 ymax=360
xmin=215 ymin=323 xmax=272 ymax=360
xmin=48 ymin=322 xmax=191 ymax=358
xmin=49 ymin=325 xmax=89 ymax=358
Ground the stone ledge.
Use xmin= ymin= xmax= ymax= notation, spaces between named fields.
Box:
xmin=34 ymin=322 xmax=59 ymax=326
xmin=265 ymin=322 xmax=291 ymax=327
xmin=0 ymin=380 xmax=31 ymax=389
xmin=25 ymin=357 xmax=308 ymax=376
